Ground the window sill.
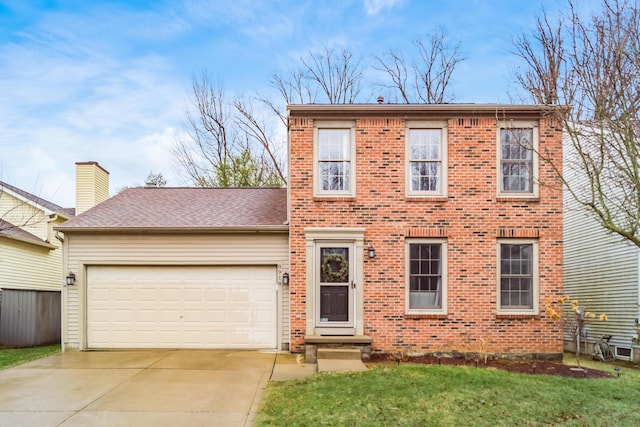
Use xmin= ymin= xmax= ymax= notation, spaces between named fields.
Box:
xmin=496 ymin=196 xmax=539 ymax=203
xmin=496 ymin=313 xmax=539 ymax=319
xmin=405 ymin=312 xmax=448 ymax=319
xmin=313 ymin=196 xmax=356 ymax=202
xmin=405 ymin=196 xmax=448 ymax=202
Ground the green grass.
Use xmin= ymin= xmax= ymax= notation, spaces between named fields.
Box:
xmin=257 ymin=358 xmax=640 ymax=427
xmin=0 ymin=344 xmax=60 ymax=370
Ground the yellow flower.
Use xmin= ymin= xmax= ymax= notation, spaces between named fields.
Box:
xmin=545 ymin=298 xmax=552 ymax=305
xmin=585 ymin=311 xmax=596 ymax=319
xmin=571 ymin=300 xmax=579 ymax=307
xmin=600 ymin=314 xmax=608 ymax=321
xmin=558 ymin=296 xmax=570 ymax=303
xmin=572 ymin=305 xmax=579 ymax=312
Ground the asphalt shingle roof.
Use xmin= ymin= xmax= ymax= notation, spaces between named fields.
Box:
xmin=0 ymin=218 xmax=43 ymax=243
xmin=0 ymin=180 xmax=72 ymax=216
xmin=57 ymin=187 xmax=288 ymax=230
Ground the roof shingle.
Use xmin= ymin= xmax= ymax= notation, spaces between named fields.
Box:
xmin=0 ymin=219 xmax=56 ymax=248
xmin=57 ymin=187 xmax=288 ymax=230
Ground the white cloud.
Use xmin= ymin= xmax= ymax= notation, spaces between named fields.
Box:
xmin=363 ymin=0 xmax=402 ymax=16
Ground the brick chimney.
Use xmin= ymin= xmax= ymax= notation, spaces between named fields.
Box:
xmin=75 ymin=161 xmax=109 ymax=215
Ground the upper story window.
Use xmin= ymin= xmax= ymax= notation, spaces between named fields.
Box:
xmin=407 ymin=122 xmax=447 ymax=197
xmin=315 ymin=122 xmax=355 ymax=196
xmin=497 ymin=240 xmax=538 ymax=315
xmin=498 ymin=121 xmax=539 ymax=197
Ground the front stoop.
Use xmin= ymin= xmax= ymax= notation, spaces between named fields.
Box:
xmin=304 ymin=335 xmax=373 ymax=364
xmin=316 ymin=348 xmax=368 ymax=372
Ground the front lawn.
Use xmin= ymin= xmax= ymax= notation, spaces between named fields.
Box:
xmin=0 ymin=344 xmax=60 ymax=370
xmin=257 ymin=358 xmax=640 ymax=426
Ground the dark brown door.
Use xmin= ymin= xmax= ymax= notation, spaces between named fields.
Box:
xmin=320 ymin=286 xmax=349 ymax=321
xmin=317 ymin=245 xmax=353 ymax=325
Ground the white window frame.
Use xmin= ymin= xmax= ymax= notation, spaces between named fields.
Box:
xmin=406 ymin=121 xmax=448 ymax=197
xmin=314 ymin=121 xmax=356 ymax=197
xmin=497 ymin=120 xmax=539 ymax=198
xmin=497 ymin=239 xmax=539 ymax=315
xmin=405 ymin=238 xmax=448 ymax=315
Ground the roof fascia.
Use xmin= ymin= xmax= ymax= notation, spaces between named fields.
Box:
xmin=287 ymin=104 xmax=562 ymax=120
xmin=0 ymin=233 xmax=57 ymax=250
xmin=54 ymin=225 xmax=290 ymax=233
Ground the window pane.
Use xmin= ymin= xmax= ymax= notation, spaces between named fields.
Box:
xmin=408 ymin=243 xmax=443 ymax=309
xmin=501 ymin=129 xmax=532 ymax=160
xmin=499 ymin=244 xmax=534 ymax=309
xmin=319 ymin=161 xmax=350 ymax=191
xmin=410 ymin=129 xmax=440 ymax=160
xmin=319 ymin=129 xmax=350 ymax=160
xmin=320 ymin=247 xmax=349 ymax=283
xmin=410 ymin=161 xmax=440 ymax=192
xmin=500 ymin=128 xmax=533 ymax=193
xmin=409 ymin=129 xmax=442 ymax=193
xmin=410 ymin=260 xmax=419 ymax=275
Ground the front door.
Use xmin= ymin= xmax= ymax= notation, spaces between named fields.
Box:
xmin=316 ymin=243 xmax=355 ymax=332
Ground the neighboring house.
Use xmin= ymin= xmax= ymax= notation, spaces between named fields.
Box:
xmin=287 ymin=104 xmax=564 ymax=360
xmin=59 ymin=103 xmax=564 ymax=360
xmin=57 ymin=163 xmax=288 ymax=351
xmin=563 ymin=145 xmax=640 ymax=361
xmin=0 ymin=179 xmax=74 ymax=346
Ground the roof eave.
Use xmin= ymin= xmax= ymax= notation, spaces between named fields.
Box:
xmin=55 ymin=225 xmax=290 ymax=233
xmin=287 ymin=103 xmax=563 ymax=119
xmin=0 ymin=233 xmax=58 ymax=249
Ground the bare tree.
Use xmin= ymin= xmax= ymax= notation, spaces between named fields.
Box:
xmin=176 ymin=48 xmax=365 ymax=187
xmin=512 ymin=0 xmax=640 ymax=247
xmin=301 ymin=47 xmax=363 ymax=104
xmin=173 ymin=72 xmax=285 ymax=187
xmin=375 ymin=27 xmax=465 ymax=103
xmin=512 ymin=10 xmax=565 ymax=105
xmin=0 ymin=181 xmax=51 ymax=234
xmin=260 ymin=46 xmax=364 ymax=130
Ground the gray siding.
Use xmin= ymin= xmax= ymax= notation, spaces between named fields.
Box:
xmin=564 ymin=195 xmax=640 ymax=352
xmin=63 ymin=232 xmax=289 ymax=350
xmin=0 ymin=288 xmax=61 ymax=346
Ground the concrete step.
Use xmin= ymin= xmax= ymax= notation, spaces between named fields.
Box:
xmin=317 ymin=347 xmax=362 ymax=360
xmin=317 ymin=358 xmax=368 ymax=373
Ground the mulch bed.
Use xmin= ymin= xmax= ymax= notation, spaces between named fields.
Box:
xmin=367 ymin=354 xmax=615 ymax=379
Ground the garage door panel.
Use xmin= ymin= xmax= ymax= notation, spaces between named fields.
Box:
xmin=87 ymin=266 xmax=277 ymax=349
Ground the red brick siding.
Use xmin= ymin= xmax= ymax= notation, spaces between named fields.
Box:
xmin=288 ymin=113 xmax=563 ymax=356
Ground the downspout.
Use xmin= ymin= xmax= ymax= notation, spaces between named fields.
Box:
xmin=46 ymin=213 xmax=58 ymax=243
xmin=55 ymin=230 xmax=67 ymax=352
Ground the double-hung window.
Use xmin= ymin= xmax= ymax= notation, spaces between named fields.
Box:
xmin=498 ymin=122 xmax=538 ymax=197
xmin=315 ymin=123 xmax=355 ymax=196
xmin=498 ymin=240 xmax=538 ymax=314
xmin=406 ymin=239 xmax=447 ymax=314
xmin=407 ymin=122 xmax=447 ymax=196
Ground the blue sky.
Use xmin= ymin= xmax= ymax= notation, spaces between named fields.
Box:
xmin=0 ymin=0 xmax=575 ymax=207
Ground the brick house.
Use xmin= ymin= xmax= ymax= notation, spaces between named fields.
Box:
xmin=287 ymin=104 xmax=564 ymax=360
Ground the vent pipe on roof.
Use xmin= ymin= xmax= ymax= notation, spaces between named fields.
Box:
xmin=75 ymin=162 xmax=109 ymax=215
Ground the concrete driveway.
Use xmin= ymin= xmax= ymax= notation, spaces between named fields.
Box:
xmin=0 ymin=350 xmax=280 ymax=427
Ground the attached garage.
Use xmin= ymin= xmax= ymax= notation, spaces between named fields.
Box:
xmin=57 ymin=187 xmax=289 ymax=351
xmin=86 ymin=265 xmax=277 ymax=349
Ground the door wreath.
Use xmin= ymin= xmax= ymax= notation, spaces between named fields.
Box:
xmin=322 ymin=253 xmax=349 ymax=282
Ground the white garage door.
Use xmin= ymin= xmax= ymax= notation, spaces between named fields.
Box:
xmin=86 ymin=265 xmax=277 ymax=349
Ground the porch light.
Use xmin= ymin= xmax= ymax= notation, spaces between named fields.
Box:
xmin=368 ymin=245 xmax=376 ymax=258
xmin=282 ymin=272 xmax=289 ymax=285
xmin=66 ymin=271 xmax=76 ymax=286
